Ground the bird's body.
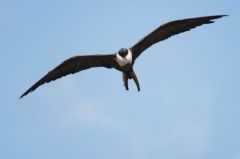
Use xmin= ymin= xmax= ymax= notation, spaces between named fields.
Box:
xmin=20 ymin=15 xmax=227 ymax=98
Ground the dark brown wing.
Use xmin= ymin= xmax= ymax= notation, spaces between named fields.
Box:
xmin=20 ymin=54 xmax=117 ymax=98
xmin=130 ymin=15 xmax=227 ymax=61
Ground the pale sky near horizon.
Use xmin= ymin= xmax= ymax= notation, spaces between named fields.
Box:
xmin=1 ymin=0 xmax=240 ymax=159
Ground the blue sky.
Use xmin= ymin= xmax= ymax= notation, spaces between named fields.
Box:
xmin=1 ymin=0 xmax=240 ymax=159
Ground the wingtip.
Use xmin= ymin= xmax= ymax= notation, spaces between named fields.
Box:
xmin=217 ymin=14 xmax=228 ymax=16
xmin=19 ymin=90 xmax=30 ymax=99
xmin=214 ymin=15 xmax=228 ymax=18
xmin=19 ymin=94 xmax=25 ymax=99
xmin=207 ymin=15 xmax=228 ymax=23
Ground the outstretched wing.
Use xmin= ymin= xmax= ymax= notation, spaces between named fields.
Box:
xmin=130 ymin=15 xmax=227 ymax=61
xmin=20 ymin=54 xmax=117 ymax=98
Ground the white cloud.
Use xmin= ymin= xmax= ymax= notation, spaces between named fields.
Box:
xmin=72 ymin=103 xmax=112 ymax=127
xmin=67 ymin=101 xmax=124 ymax=130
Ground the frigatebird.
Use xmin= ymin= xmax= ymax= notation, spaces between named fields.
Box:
xmin=20 ymin=15 xmax=227 ymax=98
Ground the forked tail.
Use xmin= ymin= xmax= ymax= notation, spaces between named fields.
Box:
xmin=122 ymin=71 xmax=140 ymax=91
xmin=131 ymin=70 xmax=140 ymax=91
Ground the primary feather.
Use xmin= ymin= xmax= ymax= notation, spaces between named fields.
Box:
xmin=131 ymin=15 xmax=227 ymax=61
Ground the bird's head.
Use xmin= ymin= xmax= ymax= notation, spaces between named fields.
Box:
xmin=118 ymin=48 xmax=128 ymax=58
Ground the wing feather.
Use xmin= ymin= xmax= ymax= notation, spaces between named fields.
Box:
xmin=20 ymin=54 xmax=116 ymax=98
xmin=130 ymin=15 xmax=227 ymax=61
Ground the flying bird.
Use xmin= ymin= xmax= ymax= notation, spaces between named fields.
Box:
xmin=20 ymin=15 xmax=227 ymax=98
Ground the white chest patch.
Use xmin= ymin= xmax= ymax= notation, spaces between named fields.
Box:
xmin=116 ymin=49 xmax=133 ymax=67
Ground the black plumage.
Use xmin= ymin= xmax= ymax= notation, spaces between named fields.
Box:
xmin=130 ymin=15 xmax=227 ymax=61
xmin=20 ymin=15 xmax=227 ymax=98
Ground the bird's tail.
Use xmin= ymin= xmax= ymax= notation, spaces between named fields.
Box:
xmin=122 ymin=73 xmax=129 ymax=91
xmin=131 ymin=70 xmax=140 ymax=92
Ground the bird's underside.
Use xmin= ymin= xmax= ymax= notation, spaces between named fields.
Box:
xmin=20 ymin=15 xmax=227 ymax=98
